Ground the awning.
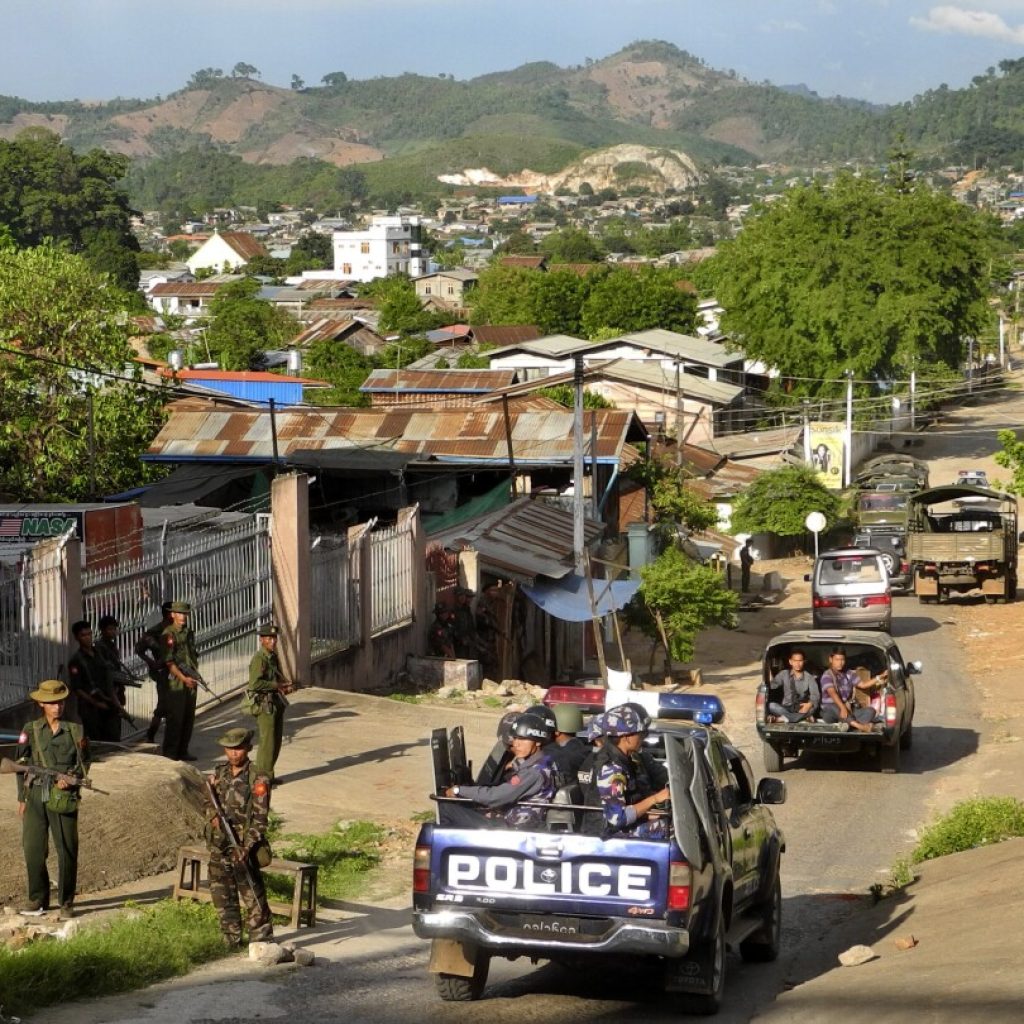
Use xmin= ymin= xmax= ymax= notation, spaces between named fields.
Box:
xmin=285 ymin=447 xmax=414 ymax=475
xmin=521 ymin=573 xmax=640 ymax=623
xmin=134 ymin=463 xmax=273 ymax=508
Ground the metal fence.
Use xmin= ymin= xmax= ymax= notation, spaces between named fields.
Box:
xmin=81 ymin=515 xmax=272 ymax=723
xmin=370 ymin=515 xmax=415 ymax=636
xmin=310 ymin=534 xmax=357 ymax=660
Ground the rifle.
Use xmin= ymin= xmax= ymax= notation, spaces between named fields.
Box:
xmin=91 ymin=689 xmax=137 ymax=730
xmin=204 ymin=775 xmax=259 ymax=893
xmin=110 ymin=669 xmax=144 ymax=690
xmin=0 ymin=756 xmax=109 ymax=795
xmin=180 ymin=668 xmax=224 ymax=705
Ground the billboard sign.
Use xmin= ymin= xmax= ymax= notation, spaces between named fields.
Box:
xmin=807 ymin=422 xmax=845 ymax=490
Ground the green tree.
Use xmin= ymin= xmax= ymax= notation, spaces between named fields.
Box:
xmin=205 ymin=278 xmax=296 ymax=370
xmin=232 ymin=62 xmax=260 ymax=79
xmin=377 ymin=335 xmax=432 ymax=369
xmin=362 ymin=276 xmax=439 ymax=334
xmin=994 ymin=429 xmax=1024 ymax=494
xmin=455 ymin=350 xmax=491 ymax=369
xmin=498 ymin=230 xmax=537 ymax=255
xmin=580 ymin=266 xmax=698 ymax=338
xmin=729 ymin=465 xmax=841 ymax=543
xmin=286 ymin=231 xmax=333 ymax=273
xmin=0 ymin=245 xmax=167 ymax=501
xmin=540 ymin=227 xmax=605 ymax=263
xmin=627 ymin=547 xmax=738 ymax=668
xmin=0 ymin=131 xmax=140 ymax=288
xmin=290 ymin=74 xmax=305 ymax=91
xmin=304 ymin=340 xmax=372 ymax=406
xmin=705 ymin=175 xmax=994 ymax=392
xmin=536 ymin=385 xmax=613 ymax=409
xmin=321 ymin=71 xmax=348 ymax=88
xmin=467 ymin=265 xmax=538 ymax=326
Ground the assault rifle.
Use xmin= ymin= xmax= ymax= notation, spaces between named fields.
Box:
xmin=204 ymin=776 xmax=258 ymax=893
xmin=110 ymin=669 xmax=144 ymax=690
xmin=91 ymin=689 xmax=137 ymax=730
xmin=0 ymin=756 xmax=109 ymax=795
xmin=185 ymin=669 xmax=225 ymax=705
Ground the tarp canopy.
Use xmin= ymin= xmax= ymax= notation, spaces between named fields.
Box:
xmin=423 ymin=478 xmax=512 ymax=536
xmin=286 ymin=447 xmax=414 ymax=475
xmin=521 ymin=573 xmax=640 ymax=623
xmin=134 ymin=463 xmax=272 ymax=508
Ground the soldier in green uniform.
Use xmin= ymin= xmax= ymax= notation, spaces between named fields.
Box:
xmin=160 ymin=601 xmax=200 ymax=762
xmin=451 ymin=586 xmax=480 ymax=659
xmin=245 ymin=624 xmax=294 ymax=780
xmin=14 ymin=679 xmax=90 ymax=919
xmin=136 ymin=601 xmax=173 ymax=743
xmin=204 ymin=728 xmax=274 ymax=950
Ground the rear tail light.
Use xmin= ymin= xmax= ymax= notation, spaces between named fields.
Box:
xmin=900 ymin=561 xmax=910 ymax=574
xmin=813 ymin=597 xmax=841 ymax=608
xmin=545 ymin=686 xmax=607 ymax=709
xmin=755 ymin=688 xmax=766 ymax=724
xmin=863 ymin=594 xmax=891 ymax=607
xmin=884 ymin=693 xmax=898 ymax=728
xmin=413 ymin=845 xmax=431 ymax=893
xmin=668 ymin=861 xmax=691 ymax=911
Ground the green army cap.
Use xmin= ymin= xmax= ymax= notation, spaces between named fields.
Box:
xmin=258 ymin=624 xmax=279 ymax=637
xmin=169 ymin=601 xmax=191 ymax=614
xmin=216 ymin=727 xmax=253 ymax=749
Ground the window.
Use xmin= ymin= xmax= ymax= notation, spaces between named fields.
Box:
xmin=447 ymin=285 xmax=454 ymax=295
xmin=423 ymin=285 xmax=432 ymax=295
xmin=342 ymin=263 xmax=352 ymax=275
xmin=360 ymin=242 xmax=370 ymax=254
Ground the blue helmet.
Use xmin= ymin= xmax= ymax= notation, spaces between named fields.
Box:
xmin=621 ymin=701 xmax=652 ymax=731
xmin=602 ymin=704 xmax=647 ymax=737
xmin=585 ymin=714 xmax=606 ymax=742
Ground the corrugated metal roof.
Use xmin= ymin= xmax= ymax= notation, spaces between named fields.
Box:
xmin=608 ymin=329 xmax=745 ymax=368
xmin=148 ymin=282 xmax=225 ymax=297
xmin=290 ymin=318 xmax=361 ymax=346
xmin=499 ymin=255 xmax=547 ymax=270
xmin=486 ymin=334 xmax=590 ymax=359
xmin=470 ymin=324 xmax=541 ymax=346
xmin=430 ymin=497 xmax=604 ymax=583
xmin=163 ymin=370 xmax=328 ymax=385
xmin=145 ymin=406 xmax=645 ymax=466
xmin=218 ymin=231 xmax=267 ymax=260
xmin=361 ymin=369 xmax=517 ymax=393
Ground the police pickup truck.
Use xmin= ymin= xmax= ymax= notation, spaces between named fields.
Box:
xmin=413 ymin=692 xmax=786 ymax=1014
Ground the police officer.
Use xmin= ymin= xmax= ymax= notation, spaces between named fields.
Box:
xmin=204 ymin=728 xmax=274 ymax=950
xmin=160 ymin=601 xmax=200 ymax=761
xmin=442 ymin=712 xmax=556 ymax=830
xmin=583 ymin=705 xmax=670 ymax=839
xmin=136 ymin=601 xmax=173 ymax=743
xmin=451 ymin=587 xmax=479 ymax=659
xmin=548 ymin=704 xmax=588 ymax=781
xmin=67 ymin=620 xmax=120 ymax=742
xmin=246 ymin=625 xmax=294 ymax=781
xmin=14 ymin=679 xmax=90 ymax=919
xmin=474 ymin=710 xmax=519 ymax=785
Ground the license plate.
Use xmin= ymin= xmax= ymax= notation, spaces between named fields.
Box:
xmin=844 ymin=599 xmax=860 ymax=608
xmin=511 ymin=915 xmax=582 ymax=937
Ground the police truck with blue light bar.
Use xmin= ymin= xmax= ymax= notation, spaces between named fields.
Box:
xmin=412 ymin=691 xmax=786 ymax=1014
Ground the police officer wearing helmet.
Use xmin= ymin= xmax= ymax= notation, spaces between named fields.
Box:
xmin=583 ymin=704 xmax=671 ymax=839
xmin=475 ymin=709 xmax=519 ymax=785
xmin=621 ymin=701 xmax=668 ymax=793
xmin=548 ymin=704 xmax=588 ymax=781
xmin=442 ymin=712 xmax=556 ymax=830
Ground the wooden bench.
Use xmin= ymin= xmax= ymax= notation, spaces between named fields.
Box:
xmin=172 ymin=844 xmax=318 ymax=929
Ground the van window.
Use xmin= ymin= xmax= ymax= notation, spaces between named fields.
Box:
xmin=818 ymin=556 xmax=883 ymax=585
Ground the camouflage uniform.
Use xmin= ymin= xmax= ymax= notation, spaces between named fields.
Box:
xmin=16 ymin=716 xmax=90 ymax=910
xmin=161 ymin=621 xmax=199 ymax=760
xmin=247 ymin=645 xmax=287 ymax=778
xmin=205 ymin=761 xmax=274 ymax=947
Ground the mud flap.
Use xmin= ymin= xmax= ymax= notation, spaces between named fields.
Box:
xmin=428 ymin=938 xmax=479 ymax=978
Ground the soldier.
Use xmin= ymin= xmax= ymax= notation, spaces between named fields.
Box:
xmin=428 ymin=602 xmax=455 ymax=658
xmin=96 ymin=614 xmax=131 ymax=711
xmin=245 ymin=625 xmax=294 ymax=781
xmin=451 ymin=586 xmax=479 ymax=659
xmin=135 ymin=600 xmax=173 ymax=744
xmin=14 ymin=679 xmax=90 ymax=919
xmin=204 ymin=728 xmax=274 ymax=951
xmin=67 ymin=620 xmax=120 ymax=742
xmin=548 ymin=704 xmax=588 ymax=782
xmin=160 ymin=601 xmax=200 ymax=762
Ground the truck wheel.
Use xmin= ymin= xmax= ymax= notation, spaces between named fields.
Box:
xmin=435 ymin=954 xmax=490 ymax=1002
xmin=763 ymin=741 xmax=784 ymax=774
xmin=880 ymin=740 xmax=901 ymax=774
xmin=740 ymin=873 xmax=781 ymax=963
xmin=899 ymin=722 xmax=913 ymax=751
xmin=678 ymin=913 xmax=726 ymax=1016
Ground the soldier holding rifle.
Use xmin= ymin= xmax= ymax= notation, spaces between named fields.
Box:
xmin=68 ymin=619 xmax=124 ymax=742
xmin=11 ymin=679 xmax=91 ymax=919
xmin=204 ymin=728 xmax=275 ymax=950
xmin=160 ymin=601 xmax=200 ymax=761
xmin=136 ymin=600 xmax=173 ymax=744
xmin=245 ymin=624 xmax=295 ymax=781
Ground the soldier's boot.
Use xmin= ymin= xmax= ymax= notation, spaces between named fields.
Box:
xmin=222 ymin=930 xmax=244 ymax=951
xmin=146 ymin=714 xmax=160 ymax=743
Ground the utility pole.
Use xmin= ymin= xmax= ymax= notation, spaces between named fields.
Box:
xmin=674 ymin=360 xmax=683 ymax=466
xmin=910 ymin=370 xmax=916 ymax=431
xmin=844 ymin=370 xmax=854 ymax=488
xmin=573 ymin=355 xmax=585 ymax=571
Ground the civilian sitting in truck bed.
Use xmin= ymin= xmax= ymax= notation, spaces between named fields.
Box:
xmin=583 ymin=705 xmax=671 ymax=840
xmin=819 ymin=648 xmax=883 ymax=733
xmin=767 ymin=650 xmax=820 ymax=723
xmin=442 ymin=713 xmax=556 ymax=830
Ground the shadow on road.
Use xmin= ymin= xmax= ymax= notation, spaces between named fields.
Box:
xmin=789 ymin=725 xmax=978 ymax=776
xmin=280 ymin=739 xmax=429 ymax=786
xmin=890 ymin=616 xmax=942 ymax=638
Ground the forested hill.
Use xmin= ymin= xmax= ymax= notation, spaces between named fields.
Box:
xmin=1 ymin=42 xmax=1023 ymax=175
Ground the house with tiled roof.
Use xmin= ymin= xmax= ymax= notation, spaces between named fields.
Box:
xmin=498 ymin=255 xmax=548 ymax=271
xmin=412 ymin=269 xmax=478 ymax=310
xmin=290 ymin=317 xmax=388 ymax=358
xmin=186 ymin=230 xmax=268 ymax=275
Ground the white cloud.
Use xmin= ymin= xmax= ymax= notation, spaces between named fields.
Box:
xmin=911 ymin=5 xmax=1024 ymax=43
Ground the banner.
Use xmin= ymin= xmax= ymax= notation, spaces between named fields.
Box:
xmin=807 ymin=422 xmax=845 ymax=490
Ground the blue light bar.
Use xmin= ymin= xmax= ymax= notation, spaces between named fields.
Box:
xmin=657 ymin=692 xmax=726 ymax=725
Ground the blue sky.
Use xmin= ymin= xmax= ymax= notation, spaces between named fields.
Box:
xmin=5 ymin=0 xmax=1024 ymax=104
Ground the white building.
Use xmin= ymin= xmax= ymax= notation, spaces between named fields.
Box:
xmin=332 ymin=216 xmax=428 ymax=282
xmin=186 ymin=231 xmax=267 ymax=275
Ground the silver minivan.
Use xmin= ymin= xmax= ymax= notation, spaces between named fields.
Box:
xmin=808 ymin=548 xmax=892 ymax=632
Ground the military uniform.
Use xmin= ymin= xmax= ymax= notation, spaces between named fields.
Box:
xmin=16 ymin=698 xmax=90 ymax=912
xmin=246 ymin=633 xmax=288 ymax=779
xmin=67 ymin=645 xmax=119 ymax=742
xmin=451 ymin=588 xmax=479 ymax=659
xmin=428 ymin=607 xmax=455 ymax=658
xmin=205 ymin=729 xmax=274 ymax=948
xmin=136 ymin=615 xmax=171 ymax=742
xmin=160 ymin=608 xmax=199 ymax=761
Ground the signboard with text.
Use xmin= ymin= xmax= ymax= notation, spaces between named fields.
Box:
xmin=807 ymin=422 xmax=845 ymax=490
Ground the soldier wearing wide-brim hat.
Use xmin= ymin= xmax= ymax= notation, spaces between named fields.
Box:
xmin=14 ymin=679 xmax=90 ymax=919
xmin=205 ymin=725 xmax=274 ymax=950
xmin=160 ymin=601 xmax=200 ymax=761
xmin=244 ymin=624 xmax=294 ymax=781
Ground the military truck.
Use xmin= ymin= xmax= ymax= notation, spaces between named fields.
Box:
xmin=906 ymin=485 xmax=1018 ymax=603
